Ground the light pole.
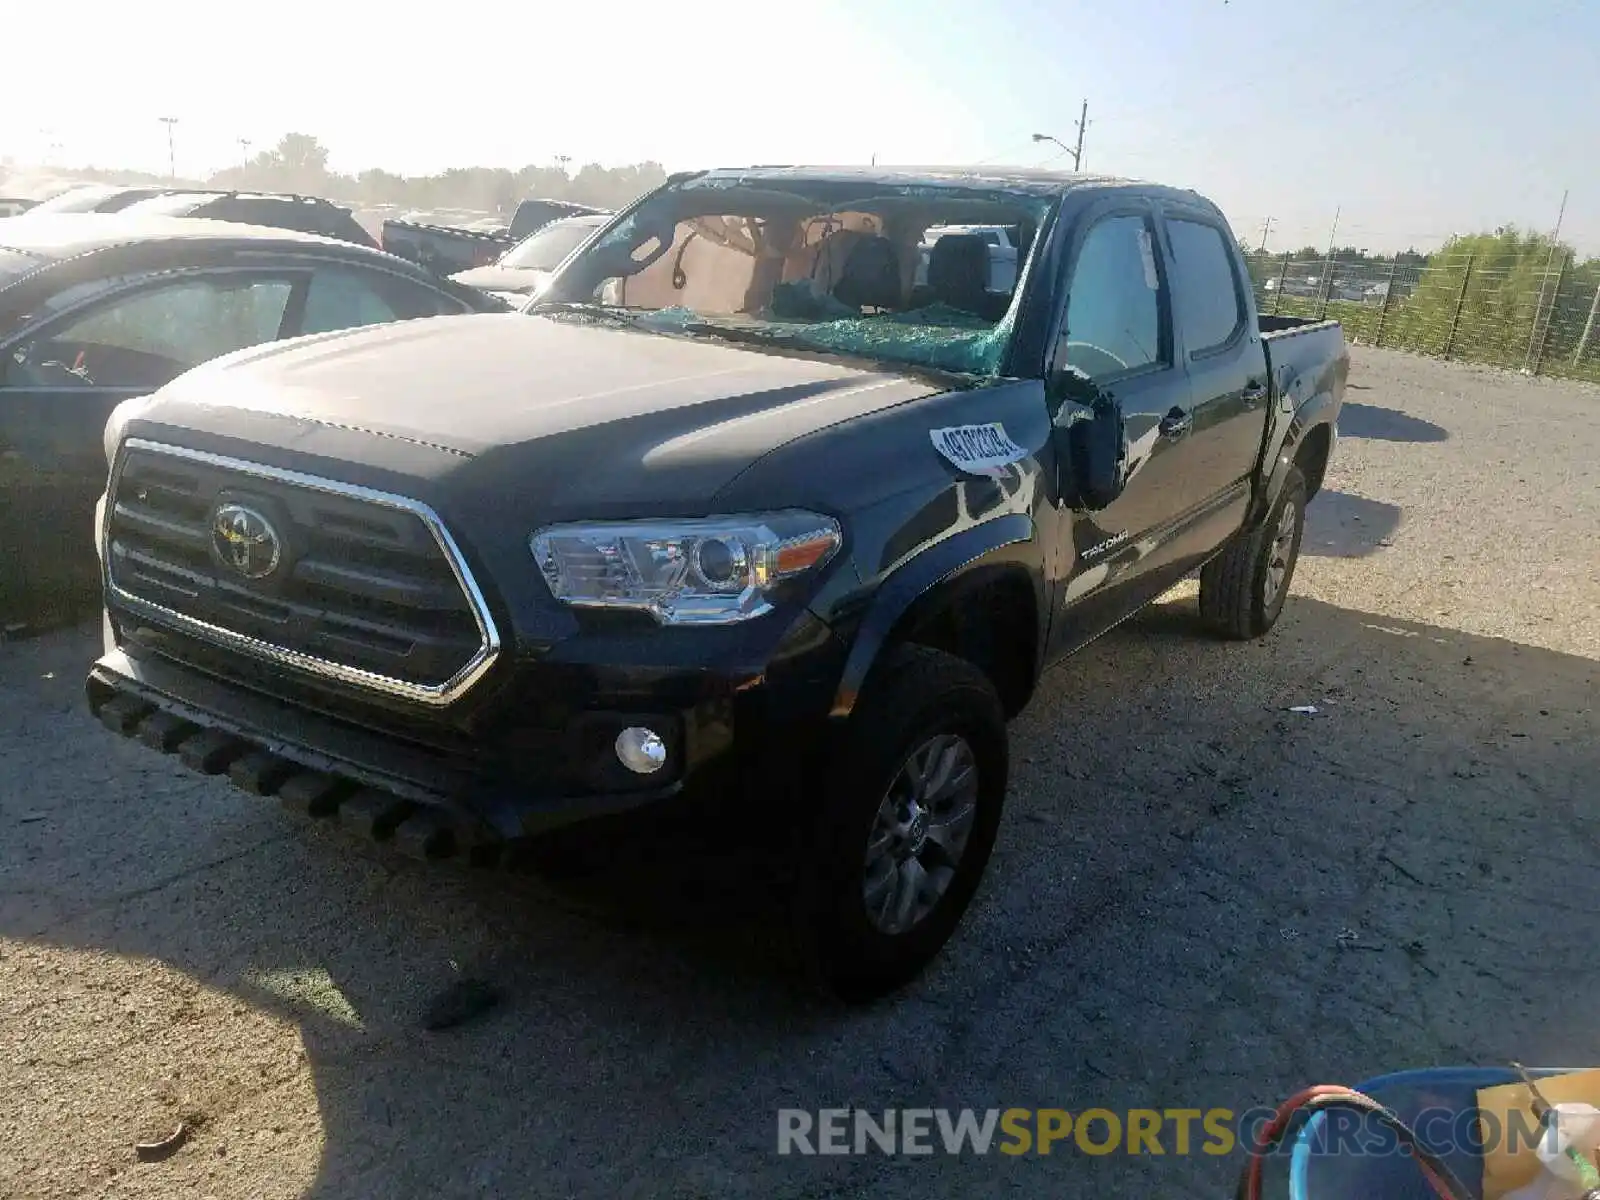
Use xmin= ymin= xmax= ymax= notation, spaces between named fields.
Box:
xmin=158 ymin=116 xmax=179 ymax=179
xmin=238 ymin=138 xmax=252 ymax=171
xmin=1032 ymin=99 xmax=1090 ymax=170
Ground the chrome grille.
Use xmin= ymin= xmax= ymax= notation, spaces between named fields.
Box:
xmin=105 ymin=439 xmax=500 ymax=706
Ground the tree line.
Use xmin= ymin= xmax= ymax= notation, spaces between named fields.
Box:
xmin=8 ymin=132 xmax=669 ymax=216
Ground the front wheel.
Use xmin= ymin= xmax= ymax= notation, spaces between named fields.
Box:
xmin=1198 ymin=465 xmax=1307 ymax=639
xmin=795 ymin=645 xmax=1008 ymax=1003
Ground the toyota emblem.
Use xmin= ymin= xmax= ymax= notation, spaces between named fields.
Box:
xmin=210 ymin=503 xmax=282 ymax=580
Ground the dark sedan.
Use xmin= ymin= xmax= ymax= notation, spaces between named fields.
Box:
xmin=0 ymin=215 xmax=505 ymax=626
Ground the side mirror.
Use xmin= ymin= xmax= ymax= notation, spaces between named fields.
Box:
xmin=1053 ymin=386 xmax=1127 ymax=511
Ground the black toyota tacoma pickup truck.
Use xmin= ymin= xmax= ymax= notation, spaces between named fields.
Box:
xmin=88 ymin=166 xmax=1347 ymax=999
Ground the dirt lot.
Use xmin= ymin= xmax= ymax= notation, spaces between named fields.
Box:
xmin=2 ymin=346 xmax=1596 ymax=1199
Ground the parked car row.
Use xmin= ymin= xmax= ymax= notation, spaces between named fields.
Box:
xmin=10 ymin=184 xmax=379 ymax=247
xmin=0 ymin=184 xmax=629 ymax=625
xmin=379 ymin=197 xmax=609 ymax=276
xmin=447 ymin=212 xmax=610 ymax=302
xmin=1263 ymin=273 xmax=1406 ymax=305
xmin=24 ymin=184 xmax=179 ymax=215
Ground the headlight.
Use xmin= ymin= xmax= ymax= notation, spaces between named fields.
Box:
xmin=530 ymin=511 xmax=842 ymax=625
xmin=103 ymin=397 xmax=148 ymax=467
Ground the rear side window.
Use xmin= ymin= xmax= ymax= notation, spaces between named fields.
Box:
xmin=4 ymin=275 xmax=292 ymax=390
xmin=1166 ymin=218 xmax=1246 ymax=355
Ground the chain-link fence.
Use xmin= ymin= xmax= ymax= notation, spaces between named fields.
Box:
xmin=1240 ymin=250 xmax=1600 ymax=383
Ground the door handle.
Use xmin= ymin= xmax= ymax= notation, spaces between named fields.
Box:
xmin=1242 ymin=380 xmax=1268 ymax=403
xmin=1158 ymin=409 xmax=1193 ymax=439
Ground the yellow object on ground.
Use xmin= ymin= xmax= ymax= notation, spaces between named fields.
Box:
xmin=1480 ymin=1070 xmax=1600 ymax=1200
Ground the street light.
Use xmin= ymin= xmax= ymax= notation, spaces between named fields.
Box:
xmin=1032 ymin=100 xmax=1089 ymax=170
xmin=1032 ymin=131 xmax=1084 ymax=171
xmin=158 ymin=116 xmax=179 ymax=180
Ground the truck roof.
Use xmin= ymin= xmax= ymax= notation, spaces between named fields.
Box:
xmin=692 ymin=164 xmax=1171 ymax=198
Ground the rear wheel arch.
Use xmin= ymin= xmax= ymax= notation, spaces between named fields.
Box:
xmin=1253 ymin=399 xmax=1338 ymax=528
xmin=1293 ymin=422 xmax=1333 ymax=499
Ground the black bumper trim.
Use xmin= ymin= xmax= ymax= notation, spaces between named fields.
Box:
xmin=87 ymin=647 xmax=697 ymax=856
xmin=88 ymin=667 xmax=492 ymax=861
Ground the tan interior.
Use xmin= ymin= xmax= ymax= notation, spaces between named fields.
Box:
xmin=615 ymin=211 xmax=914 ymax=315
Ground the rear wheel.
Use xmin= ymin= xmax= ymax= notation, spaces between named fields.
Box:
xmin=1198 ymin=466 xmax=1307 ymax=639
xmin=795 ymin=645 xmax=1008 ymax=1003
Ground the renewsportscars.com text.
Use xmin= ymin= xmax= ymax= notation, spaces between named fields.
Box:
xmin=779 ymin=1108 xmax=1235 ymax=1157
xmin=777 ymin=1104 xmax=1550 ymax=1158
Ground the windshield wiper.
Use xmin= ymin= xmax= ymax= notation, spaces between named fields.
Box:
xmin=671 ymin=320 xmax=816 ymax=349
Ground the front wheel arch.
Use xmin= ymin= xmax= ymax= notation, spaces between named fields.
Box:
xmin=826 ymin=514 xmax=1042 ymax=722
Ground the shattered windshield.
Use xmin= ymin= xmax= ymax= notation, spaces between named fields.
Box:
xmin=538 ymin=176 xmax=1053 ymax=376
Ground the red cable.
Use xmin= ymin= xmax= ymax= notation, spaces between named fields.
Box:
xmin=1242 ymin=1085 xmax=1459 ymax=1200
xmin=1245 ymin=1086 xmax=1366 ymax=1200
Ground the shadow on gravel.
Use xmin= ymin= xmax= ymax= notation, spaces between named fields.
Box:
xmin=1302 ymin=490 xmax=1404 ymax=558
xmin=2 ymin=602 xmax=1596 ymax=1198
xmin=1338 ymin=402 xmax=1450 ymax=443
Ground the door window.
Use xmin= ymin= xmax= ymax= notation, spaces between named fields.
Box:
xmin=3 ymin=275 xmax=292 ymax=391
xmin=1165 ymin=218 xmax=1247 ymax=355
xmin=1060 ymin=214 xmax=1168 ymax=382
xmin=299 ymin=267 xmax=453 ymax=336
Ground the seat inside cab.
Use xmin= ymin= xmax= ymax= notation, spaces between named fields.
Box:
xmin=606 ymin=208 xmax=1028 ymax=325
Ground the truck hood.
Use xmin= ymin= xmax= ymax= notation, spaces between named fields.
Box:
xmin=126 ymin=312 xmax=945 ymax=518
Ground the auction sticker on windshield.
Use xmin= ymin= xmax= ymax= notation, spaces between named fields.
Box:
xmin=930 ymin=423 xmax=1027 ymax=477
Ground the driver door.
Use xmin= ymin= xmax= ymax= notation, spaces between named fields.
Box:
xmin=1045 ymin=204 xmax=1194 ymax=658
xmin=0 ymin=272 xmax=295 ymax=623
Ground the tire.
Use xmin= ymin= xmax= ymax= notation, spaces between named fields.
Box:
xmin=1198 ymin=465 xmax=1307 ymax=640
xmin=795 ymin=644 xmax=1008 ymax=1003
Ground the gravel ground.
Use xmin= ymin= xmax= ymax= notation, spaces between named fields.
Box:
xmin=2 ymin=346 xmax=1596 ymax=1199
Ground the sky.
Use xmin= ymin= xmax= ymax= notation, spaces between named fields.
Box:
xmin=6 ymin=0 xmax=1599 ymax=254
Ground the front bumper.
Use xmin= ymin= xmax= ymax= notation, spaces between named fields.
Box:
xmin=87 ymin=608 xmax=845 ymax=861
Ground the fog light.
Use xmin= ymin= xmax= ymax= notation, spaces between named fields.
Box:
xmin=615 ymin=726 xmax=667 ymax=775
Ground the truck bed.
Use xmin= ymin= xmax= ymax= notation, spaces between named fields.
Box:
xmin=1259 ymin=314 xmax=1348 ymax=496
xmin=1259 ymin=314 xmax=1336 ymax=335
xmin=1260 ymin=315 xmax=1346 ymax=399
